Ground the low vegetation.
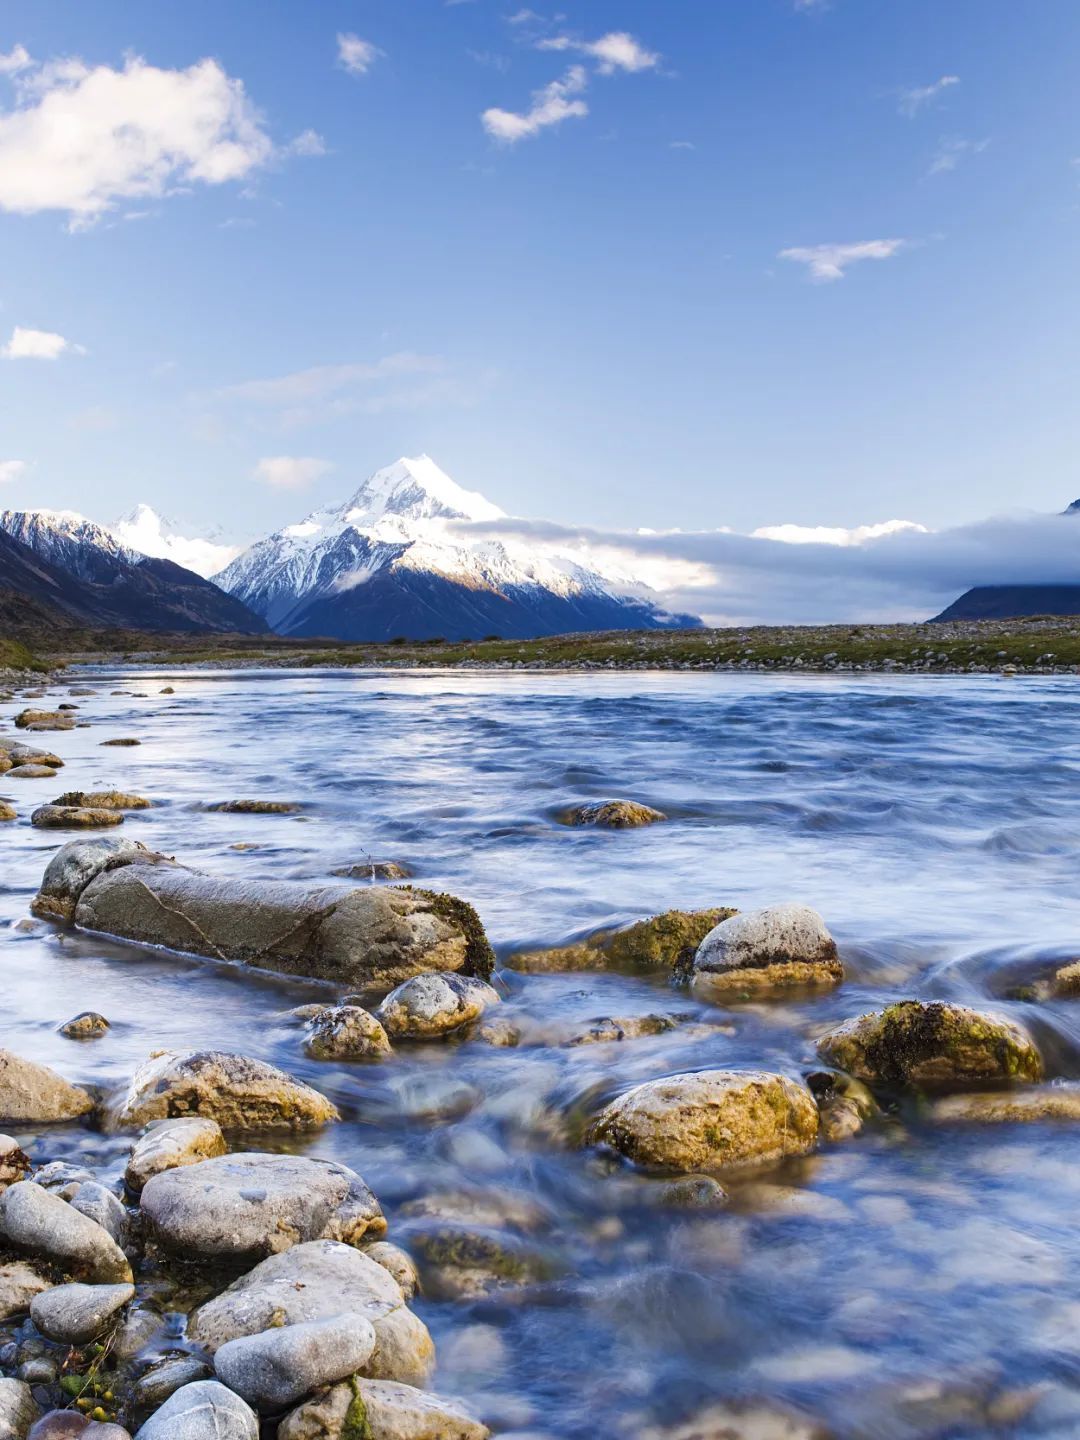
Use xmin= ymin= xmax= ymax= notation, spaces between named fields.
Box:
xmin=8 ymin=615 xmax=1080 ymax=674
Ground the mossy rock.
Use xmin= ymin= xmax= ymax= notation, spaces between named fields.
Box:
xmin=394 ymin=887 xmax=495 ymax=982
xmin=817 ymin=1000 xmax=1043 ymax=1090
xmin=404 ymin=1223 xmax=556 ymax=1299
xmin=557 ymin=799 xmax=667 ymax=828
xmin=207 ymin=799 xmax=302 ymax=814
xmin=54 ymin=791 xmax=151 ymax=811
xmin=507 ymin=907 xmax=736 ymax=974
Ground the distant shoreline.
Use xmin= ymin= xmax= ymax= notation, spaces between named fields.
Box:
xmin=7 ymin=616 xmax=1080 ymax=678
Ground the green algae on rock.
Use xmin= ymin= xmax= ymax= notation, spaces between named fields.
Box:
xmin=507 ymin=907 xmax=736 ymax=974
xmin=817 ymin=1000 xmax=1043 ymax=1089
xmin=110 ymin=1050 xmax=338 ymax=1131
xmin=557 ymin=799 xmax=667 ymax=828
xmin=206 ymin=799 xmax=303 ymax=814
xmin=588 ymin=1069 xmax=819 ymax=1172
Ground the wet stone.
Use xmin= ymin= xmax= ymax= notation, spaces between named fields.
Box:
xmin=111 ymin=1050 xmax=337 ymax=1132
xmin=507 ymin=908 xmax=736 ymax=974
xmin=362 ymin=1241 xmax=420 ymax=1300
xmin=213 ymin=1313 xmax=377 ymax=1412
xmin=53 ymin=793 xmax=151 ymax=811
xmin=0 ymin=804 xmax=15 ymax=822
xmin=304 ymin=1006 xmax=392 ymax=1060
xmin=29 ymin=1282 xmax=134 ymax=1346
xmin=125 ymin=1117 xmax=227 ymax=1193
xmin=929 ymin=1084 xmax=1080 ymax=1125
xmin=692 ymin=904 xmax=843 ymax=996
xmin=278 ymin=1379 xmax=490 ymax=1440
xmin=374 ymin=974 xmax=500 ymax=1040
xmin=31 ymin=808 xmax=124 ymax=831
xmin=0 ymin=1379 xmax=38 ymax=1440
xmin=205 ymin=800 xmax=301 ymax=814
xmin=558 ymin=799 xmax=667 ymax=828
xmin=0 ymin=1052 xmax=94 ymax=1123
xmin=330 ymin=861 xmax=412 ymax=881
xmin=60 ymin=1013 xmax=110 ymax=1039
xmin=132 ymin=1381 xmax=257 ymax=1440
xmin=131 ymin=1359 xmax=213 ymax=1411
xmin=0 ymin=1137 xmax=31 ymax=1190
xmin=0 ymin=1182 xmax=132 ymax=1283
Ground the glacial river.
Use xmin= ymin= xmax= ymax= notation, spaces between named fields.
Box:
xmin=4 ymin=669 xmax=1080 ymax=1439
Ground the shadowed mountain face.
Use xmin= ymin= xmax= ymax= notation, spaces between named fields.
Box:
xmin=217 ymin=455 xmax=701 ymax=641
xmin=932 ymin=585 xmax=1080 ymax=622
xmin=0 ymin=511 xmax=267 ymax=635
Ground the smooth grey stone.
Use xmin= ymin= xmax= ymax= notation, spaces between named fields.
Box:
xmin=71 ymin=1183 xmax=127 ymax=1246
xmin=131 ymin=1359 xmax=213 ymax=1410
xmin=0 ymin=1379 xmax=38 ymax=1440
xmin=213 ymin=1314 xmax=377 ymax=1411
xmin=0 ymin=1184 xmax=132 ymax=1283
xmin=30 ymin=1282 xmax=134 ymax=1345
xmin=133 ymin=1382 xmax=257 ymax=1440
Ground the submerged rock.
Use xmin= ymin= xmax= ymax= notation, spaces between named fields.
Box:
xmin=805 ymin=1070 xmax=878 ymax=1143
xmin=100 ymin=739 xmax=140 ymax=747
xmin=34 ymin=840 xmax=494 ymax=987
xmin=7 ymin=766 xmax=58 ymax=780
xmin=53 ymin=792 xmax=151 ymax=811
xmin=929 ymin=1085 xmax=1080 ymax=1125
xmin=187 ymin=1240 xmax=434 ymax=1385
xmin=214 ymin=1314 xmax=377 ymax=1412
xmin=205 ymin=800 xmax=301 ymax=815
xmin=588 ymin=1069 xmax=819 ymax=1172
xmin=0 ymin=1051 xmax=94 ymax=1122
xmin=374 ymin=974 xmax=500 ymax=1040
xmin=563 ymin=1014 xmax=678 ymax=1047
xmin=60 ymin=1012 xmax=111 ymax=1039
xmin=140 ymin=1152 xmax=385 ymax=1259
xmin=639 ymin=1400 xmax=832 ymax=1440
xmin=330 ymin=861 xmax=412 ymax=881
xmin=817 ymin=1001 xmax=1043 ymax=1088
xmin=0 ymin=1182 xmax=132 ymax=1282
xmin=278 ymin=1379 xmax=489 ymax=1440
xmin=304 ymin=1006 xmax=392 ymax=1060
xmin=692 ymin=904 xmax=842 ymax=998
xmin=133 ymin=1381 xmax=257 ymax=1440
xmin=0 ymin=1380 xmax=38 ymax=1440
xmin=32 ymin=806 xmax=124 ymax=830
xmin=507 ymin=908 xmax=735 ymax=974
xmin=110 ymin=1050 xmax=337 ymax=1131
xmin=404 ymin=1224 xmax=554 ymax=1300
xmin=558 ymin=799 xmax=667 ymax=828
xmin=29 ymin=1282 xmax=133 ymax=1345
xmin=125 ymin=1117 xmax=227 ymax=1193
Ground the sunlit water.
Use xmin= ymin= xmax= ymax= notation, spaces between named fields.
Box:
xmin=5 ymin=668 xmax=1080 ymax=1439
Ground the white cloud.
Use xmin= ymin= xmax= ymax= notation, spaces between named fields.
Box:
xmin=779 ymin=239 xmax=907 ymax=283
xmin=537 ymin=31 xmax=660 ymax=75
xmin=452 ymin=508 xmax=1080 ymax=626
xmin=507 ymin=10 xmax=543 ymax=25
xmin=285 ymin=128 xmax=326 ymax=157
xmin=482 ymin=65 xmax=588 ymax=143
xmin=337 ymin=34 xmax=378 ymax=76
xmin=928 ymin=135 xmax=988 ymax=175
xmin=2 ymin=325 xmax=84 ymax=359
xmin=751 ymin=520 xmax=928 ymax=546
xmin=253 ymin=456 xmax=334 ymax=491
xmin=0 ymin=459 xmax=27 ymax=483
xmin=898 ymin=75 xmax=959 ymax=117
xmin=0 ymin=54 xmax=276 ymax=225
xmin=670 ymin=140 xmax=695 ymax=151
xmin=0 ymin=44 xmax=31 ymax=75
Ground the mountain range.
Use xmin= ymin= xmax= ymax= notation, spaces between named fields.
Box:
xmin=0 ymin=456 xmax=699 ymax=641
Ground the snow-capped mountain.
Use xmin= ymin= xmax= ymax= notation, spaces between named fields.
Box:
xmin=0 ymin=508 xmax=267 ymax=635
xmin=216 ymin=455 xmax=701 ymax=641
xmin=112 ymin=504 xmax=243 ymax=580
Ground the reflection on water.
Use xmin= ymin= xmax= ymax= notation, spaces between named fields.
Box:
xmin=5 ymin=668 xmax=1080 ymax=1438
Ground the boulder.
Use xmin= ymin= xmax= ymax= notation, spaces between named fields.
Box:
xmin=0 ymin=1182 xmax=132 ymax=1282
xmin=205 ymin=800 xmax=301 ymax=815
xmin=304 ymin=1006 xmax=392 ymax=1060
xmin=375 ymin=974 xmax=499 ymax=1040
xmin=0 ymin=1261 xmax=52 ymax=1320
xmin=29 ymin=1282 xmax=134 ymax=1345
xmin=692 ymin=904 xmax=842 ymax=996
xmin=929 ymin=1085 xmax=1080 ymax=1124
xmin=330 ymin=862 xmax=411 ymax=881
xmin=60 ymin=1012 xmax=110 ymax=1039
xmin=0 ymin=1380 xmax=38 ymax=1440
xmin=33 ymin=840 xmax=494 ymax=987
xmin=0 ymin=1051 xmax=94 ymax=1122
xmin=588 ymin=1069 xmax=819 ymax=1172
xmin=507 ymin=908 xmax=735 ymax=974
xmin=140 ymin=1152 xmax=385 ymax=1260
xmin=31 ymin=808 xmax=124 ymax=830
xmin=109 ymin=1051 xmax=337 ymax=1131
xmin=0 ymin=1136 xmax=31 ymax=1189
xmin=7 ymin=767 xmax=58 ymax=780
xmin=403 ymin=1224 xmax=554 ymax=1300
xmin=125 ymin=1118 xmax=227 ymax=1193
xmin=279 ymin=1379 xmax=489 ymax=1440
xmin=213 ymin=1314 xmax=377 ymax=1412
xmin=0 ymin=741 xmax=63 ymax=768
xmin=817 ymin=1001 xmax=1043 ymax=1088
xmin=14 ymin=711 xmax=72 ymax=732
xmin=53 ymin=793 xmax=151 ymax=811
xmin=31 ymin=837 xmax=154 ymax=923
xmin=558 ymin=800 xmax=666 ymax=828
xmin=133 ymin=1382 xmax=257 ymax=1440
xmin=187 ymin=1241 xmax=434 ymax=1386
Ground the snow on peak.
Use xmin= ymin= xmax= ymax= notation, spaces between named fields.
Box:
xmin=111 ymin=504 xmax=243 ymax=579
xmin=341 ymin=455 xmax=506 ymax=525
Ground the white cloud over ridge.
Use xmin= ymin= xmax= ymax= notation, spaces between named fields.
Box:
xmin=2 ymin=325 xmax=83 ymax=359
xmin=449 ymin=509 xmax=1080 ymax=626
xmin=0 ymin=51 xmax=280 ymax=226
xmin=482 ymin=66 xmax=588 ymax=143
xmin=779 ymin=239 xmax=907 ymax=282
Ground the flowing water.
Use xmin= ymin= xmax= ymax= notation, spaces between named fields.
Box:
xmin=5 ymin=668 xmax=1080 ymax=1439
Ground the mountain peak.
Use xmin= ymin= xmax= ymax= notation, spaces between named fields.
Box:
xmin=342 ymin=455 xmax=505 ymax=526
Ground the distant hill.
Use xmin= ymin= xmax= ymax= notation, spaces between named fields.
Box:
xmin=0 ymin=510 xmax=267 ymax=635
xmin=932 ymin=585 xmax=1080 ymax=622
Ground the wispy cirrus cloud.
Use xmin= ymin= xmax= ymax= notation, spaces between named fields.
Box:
xmin=898 ymin=74 xmax=959 ymax=117
xmin=482 ymin=66 xmax=588 ymax=143
xmin=779 ymin=238 xmax=907 ymax=283
xmin=928 ymin=135 xmax=989 ymax=175
xmin=2 ymin=325 xmax=85 ymax=359
xmin=337 ymin=34 xmax=379 ymax=76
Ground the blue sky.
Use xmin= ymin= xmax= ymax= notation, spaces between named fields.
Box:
xmin=1 ymin=0 xmax=1079 ymax=548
